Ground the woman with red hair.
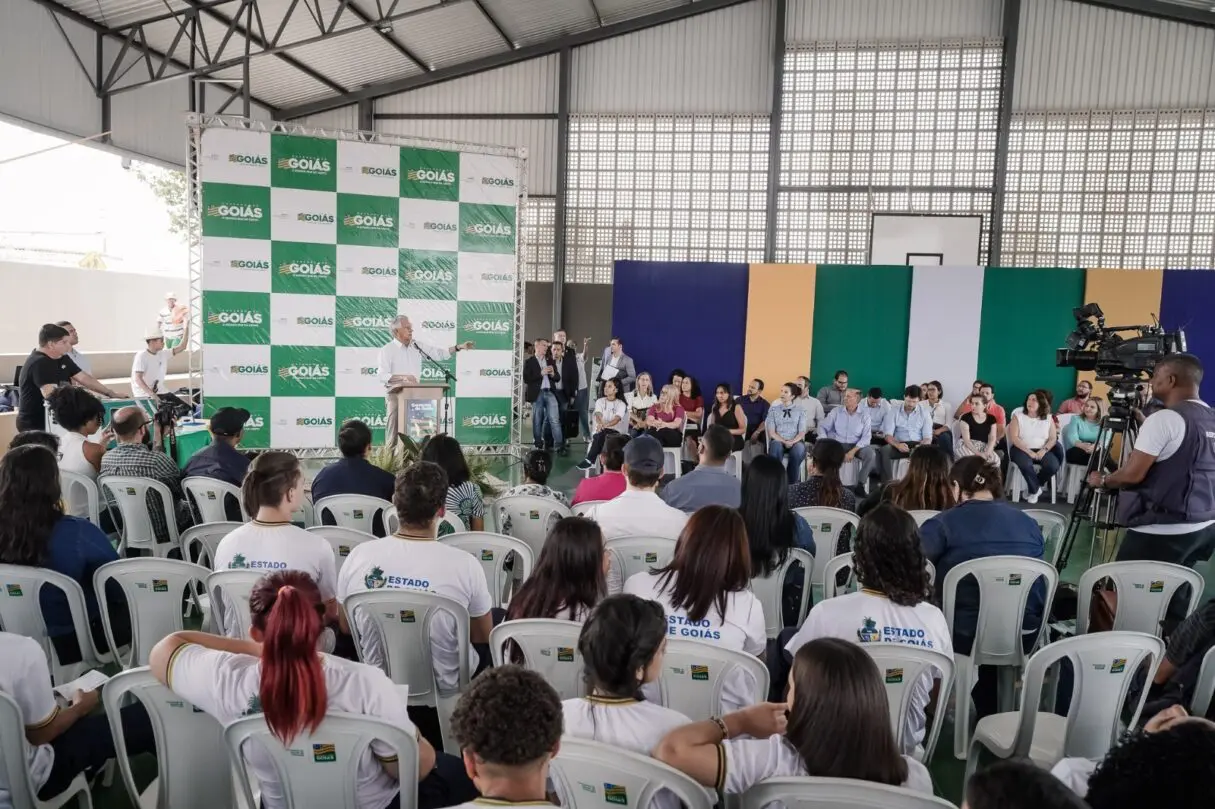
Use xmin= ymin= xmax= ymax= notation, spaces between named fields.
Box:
xmin=150 ymin=570 xmax=474 ymax=809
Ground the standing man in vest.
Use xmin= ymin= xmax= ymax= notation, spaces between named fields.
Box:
xmin=1090 ymin=354 xmax=1215 ymax=581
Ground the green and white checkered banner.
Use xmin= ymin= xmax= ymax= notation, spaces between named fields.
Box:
xmin=194 ymin=123 xmax=522 ymax=451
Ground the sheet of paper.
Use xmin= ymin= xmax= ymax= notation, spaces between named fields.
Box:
xmin=601 ymin=365 xmax=619 ymax=380
xmin=53 ymin=669 xmax=110 ymax=702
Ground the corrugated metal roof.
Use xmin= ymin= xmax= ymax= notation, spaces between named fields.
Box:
xmin=246 ymin=52 xmax=337 ymax=107
xmin=54 ymin=0 xmax=194 ymax=29
xmin=480 ymin=0 xmax=599 ymax=47
xmin=289 ymin=28 xmax=425 ymax=88
xmin=593 ymin=0 xmax=684 ymax=26
xmin=395 ymin=1 xmax=511 ymax=67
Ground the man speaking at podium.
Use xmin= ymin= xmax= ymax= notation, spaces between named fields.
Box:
xmin=377 ymin=315 xmax=473 ymax=443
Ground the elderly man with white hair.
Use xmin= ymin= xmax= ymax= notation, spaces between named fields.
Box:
xmin=377 ymin=315 xmax=474 ymax=443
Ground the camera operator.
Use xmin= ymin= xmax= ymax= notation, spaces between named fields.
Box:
xmin=1088 ymin=354 xmax=1215 ymax=578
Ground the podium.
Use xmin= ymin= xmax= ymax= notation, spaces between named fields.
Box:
xmin=390 ymin=383 xmax=450 ymax=442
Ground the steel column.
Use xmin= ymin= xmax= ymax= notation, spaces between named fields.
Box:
xmin=989 ymin=0 xmax=1023 ymax=266
xmin=553 ymin=47 xmax=571 ymax=331
xmin=763 ymin=0 xmax=786 ymax=263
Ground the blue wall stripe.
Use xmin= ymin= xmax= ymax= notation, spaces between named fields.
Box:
xmin=1160 ymin=269 xmax=1215 ymax=374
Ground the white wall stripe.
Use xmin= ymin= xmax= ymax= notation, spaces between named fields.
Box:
xmin=905 ymin=266 xmax=984 ymax=412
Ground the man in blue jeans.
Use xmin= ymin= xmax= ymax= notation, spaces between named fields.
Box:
xmin=766 ymin=381 xmax=809 ymax=484
xmin=522 ymin=337 xmax=566 ymax=455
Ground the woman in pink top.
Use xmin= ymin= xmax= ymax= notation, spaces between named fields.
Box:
xmin=646 ymin=384 xmax=687 ymax=447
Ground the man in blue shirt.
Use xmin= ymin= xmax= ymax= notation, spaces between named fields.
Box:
xmin=864 ymin=387 xmax=891 ymax=445
xmin=660 ymin=425 xmax=741 ymax=512
xmin=183 ymin=406 xmax=253 ymax=521
xmin=738 ymin=378 xmax=771 ymax=465
xmin=311 ymin=419 xmax=396 ymax=513
xmin=819 ymin=388 xmax=875 ymax=491
xmin=879 ymin=385 xmax=933 ymax=482
xmin=766 ymin=382 xmax=808 ymax=484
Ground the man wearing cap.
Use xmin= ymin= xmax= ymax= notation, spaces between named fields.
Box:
xmin=158 ymin=293 xmax=188 ymax=349
xmin=182 ymin=406 xmax=252 ymax=521
xmin=131 ymin=327 xmax=188 ymax=399
xmin=583 ymin=434 xmax=688 ymax=594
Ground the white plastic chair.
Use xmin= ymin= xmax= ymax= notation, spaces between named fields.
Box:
xmin=1076 ymin=561 xmax=1204 ymax=636
xmin=0 ymin=563 xmax=114 ymax=685
xmin=657 ymin=638 xmax=769 ymax=721
xmin=100 ymin=475 xmax=182 ymax=557
xmin=182 ymin=476 xmax=249 ymax=524
xmin=750 ymin=547 xmax=814 ymax=638
xmin=225 ymin=712 xmax=419 ymax=809
xmin=726 ymin=451 xmax=743 ymax=480
xmin=864 ymin=645 xmax=954 ymax=763
xmin=313 ymin=494 xmax=393 ymax=536
xmin=792 ymin=507 xmax=860 ymax=591
xmin=489 ymin=619 xmax=585 ymax=700
xmin=572 ymin=499 xmax=608 ymax=516
xmin=820 ymin=552 xmax=936 ymax=600
xmin=94 ymin=558 xmax=209 ymax=669
xmin=292 ymin=497 xmax=316 ymax=528
xmin=103 ymin=667 xmax=234 ymax=809
xmin=441 ymin=532 xmax=535 ymax=608
xmin=206 ymin=569 xmax=263 ymax=639
xmin=551 ymin=737 xmax=713 ymax=809
xmin=1063 ymin=463 xmax=1087 ymax=504
xmin=494 ymin=495 xmax=572 ymax=559
xmin=838 ymin=457 xmax=862 ymax=489
xmin=944 ymin=556 xmax=1059 ymax=759
xmin=179 ymin=521 xmax=243 ymax=569
xmin=306 ymin=525 xmax=377 ymax=575
xmin=382 ymin=507 xmax=465 ymax=537
xmin=0 ymin=690 xmax=93 ymax=809
xmin=1023 ymin=509 xmax=1068 ymax=567
xmin=1192 ymin=645 xmax=1215 ymax=718
xmin=344 ymin=590 xmax=470 ymax=755
xmin=1006 ymin=462 xmax=1057 ymax=504
xmin=740 ymin=777 xmax=954 ymax=809
xmin=892 ymin=458 xmax=910 ymax=481
xmin=965 ymin=631 xmax=1164 ymax=780
xmin=604 ymin=536 xmax=677 ymax=589
xmin=907 ymin=510 xmax=939 ymax=527
xmin=60 ymin=470 xmax=101 ymax=526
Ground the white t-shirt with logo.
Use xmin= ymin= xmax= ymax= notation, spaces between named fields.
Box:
xmin=337 ymin=537 xmax=491 ymax=692
xmin=0 ymin=633 xmax=56 ymax=809
xmin=168 ymin=643 xmax=413 ymax=809
xmin=784 ymin=591 xmax=952 ymax=753
xmin=624 ymin=571 xmax=766 ymax=713
xmin=593 ymin=398 xmax=629 ymax=434
xmin=131 ymin=348 xmax=169 ymax=397
xmin=212 ymin=521 xmax=338 ymax=637
xmin=1132 ymin=399 xmax=1215 ymax=535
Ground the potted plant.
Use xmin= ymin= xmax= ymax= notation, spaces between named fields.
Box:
xmin=370 ymin=433 xmax=503 ymax=498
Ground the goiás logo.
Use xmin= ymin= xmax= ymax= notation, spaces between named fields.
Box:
xmin=245 ymin=414 xmax=265 ymax=430
xmin=462 ymin=413 xmax=508 ymax=428
xmin=207 ymin=310 xmax=263 ymax=326
xmin=361 ymin=165 xmax=397 ymax=177
xmin=343 ymin=211 xmax=395 ymax=231
xmin=206 ymin=202 xmax=263 ymax=223
xmin=360 ymin=265 xmax=397 ymax=277
xmin=360 ymin=367 xmax=379 ymax=376
xmin=480 ymin=272 xmax=513 ymax=283
xmin=227 ymin=153 xmax=267 ymax=165
xmin=295 ymin=315 xmax=335 ymax=327
xmin=229 ymin=259 xmax=269 ymax=271
xmin=228 ymin=364 xmax=268 ymax=376
xmin=278 ymin=261 xmax=332 ymax=277
xmin=421 ymin=320 xmax=456 ymax=330
xmin=481 ymin=176 xmax=515 ymax=188
xmin=420 ymin=365 xmax=446 ymax=381
xmin=406 ymin=167 xmax=455 ymax=186
xmin=479 ymin=368 xmax=511 ymax=378
xmin=349 ymin=413 xmax=388 ymax=429
xmin=464 ymin=221 xmax=513 ymax=238
xmin=404 ymin=269 xmax=454 ymax=283
xmin=465 ymin=319 xmax=511 ymax=335
xmin=343 ymin=316 xmax=393 ymax=330
xmin=423 ymin=221 xmax=457 ymax=232
xmin=277 ymin=155 xmax=330 ymax=174
xmin=294 ymin=417 xmax=334 ymax=427
xmin=278 ymin=364 xmax=331 ymax=382
xmin=297 ymin=211 xmax=335 ymax=224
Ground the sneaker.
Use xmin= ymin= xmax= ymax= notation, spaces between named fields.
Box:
xmin=1026 ymin=490 xmax=1040 ymax=504
xmin=577 ymin=459 xmax=594 ymax=470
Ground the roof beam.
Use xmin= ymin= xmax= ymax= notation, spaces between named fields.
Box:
xmin=1069 ymin=0 xmax=1215 ymax=29
xmin=471 ymin=0 xmax=515 ymax=49
xmin=281 ymin=0 xmax=756 ymax=119
xmin=341 ymin=1 xmax=431 ymax=72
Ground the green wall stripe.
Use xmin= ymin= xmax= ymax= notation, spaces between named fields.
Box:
xmin=809 ymin=265 xmax=913 ymax=397
xmin=976 ymin=267 xmax=1085 ymax=410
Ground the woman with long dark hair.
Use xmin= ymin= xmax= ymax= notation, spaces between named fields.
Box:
xmin=580 ymin=378 xmax=629 ymax=470
xmin=421 ymin=433 xmax=484 ymax=531
xmin=790 ymin=438 xmax=856 ymax=511
xmin=1007 ymin=390 xmax=1061 ymax=504
xmin=859 ymin=443 xmax=956 ymax=517
xmin=508 ymin=517 xmax=606 ymax=622
xmin=0 ymin=444 xmax=128 ymax=663
xmin=151 ymin=570 xmax=475 ymax=809
xmin=739 ymin=455 xmax=815 ymax=631
xmin=623 ymin=505 xmax=765 ymax=711
xmin=655 ymin=636 xmax=932 ymax=794
xmin=707 ymin=383 xmax=748 ymax=452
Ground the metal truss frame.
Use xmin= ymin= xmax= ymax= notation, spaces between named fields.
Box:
xmin=185 ymin=112 xmax=528 ymax=460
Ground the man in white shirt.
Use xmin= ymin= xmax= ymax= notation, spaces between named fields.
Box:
xmin=54 ymin=321 xmax=89 ymax=375
xmin=377 ymin=315 xmax=474 ymax=444
xmin=131 ymin=329 xmax=188 ymax=399
xmin=157 ymin=292 xmax=188 ymax=349
xmin=585 ymin=434 xmax=688 ymax=593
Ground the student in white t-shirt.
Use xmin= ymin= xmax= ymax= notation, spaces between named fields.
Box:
xmin=0 ymin=631 xmax=155 ymax=809
xmin=150 ymin=570 xmax=476 ymax=809
xmin=784 ymin=504 xmax=951 ymax=754
xmin=506 ymin=516 xmax=607 ymax=623
xmin=211 ymin=452 xmax=338 ymax=636
xmin=655 ymin=637 xmax=934 ymax=802
xmin=447 ymin=665 xmax=564 ymax=809
xmin=966 ymin=759 xmax=1088 ymax=809
xmin=338 ymin=461 xmax=493 ymax=696
xmin=562 ymin=594 xmax=691 ymax=809
xmin=623 ymin=505 xmax=766 ymax=713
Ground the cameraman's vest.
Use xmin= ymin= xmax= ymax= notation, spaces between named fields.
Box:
xmin=1117 ymin=400 xmax=1215 ymax=528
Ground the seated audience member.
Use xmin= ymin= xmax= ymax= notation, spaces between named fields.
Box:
xmin=740 ymin=454 xmax=815 ymax=630
xmin=500 ymin=450 xmax=569 ymax=534
xmin=1063 ymin=397 xmax=1107 ymax=467
xmin=668 ymin=369 xmax=686 ymax=396
xmin=954 ymin=379 xmax=986 ymax=419
xmin=879 ymin=385 xmax=933 ymax=482
xmin=8 ymin=430 xmax=59 ymax=451
xmin=679 ymin=376 xmax=705 ymax=457
xmin=1032 ymin=387 xmax=1068 ymax=471
xmin=152 ymin=570 xmax=474 ymax=809
xmin=626 ymin=372 xmax=658 ymax=433
xmin=0 ymin=444 xmax=129 ymax=664
xmin=708 ymin=383 xmax=748 ymax=452
xmin=859 ymin=444 xmax=956 ymax=517
xmin=920 ymin=457 xmax=1045 ymax=719
xmin=817 ymin=388 xmax=876 ymax=492
xmin=212 ymin=452 xmax=338 ymax=636
xmin=623 ymin=506 xmax=765 ymax=713
xmin=1007 ymin=390 xmax=1061 ymax=503
xmin=739 ymin=379 xmax=771 ymax=463
xmin=0 ymin=630 xmax=154 ymax=803
xmin=100 ymin=404 xmax=190 ymax=547
xmin=1138 ymin=600 xmax=1215 ymax=719
xmin=17 ymin=323 xmax=118 ymax=433
xmin=922 ymin=380 xmax=954 ymax=457
xmin=422 ymin=433 xmax=485 ymax=531
xmin=644 ymin=384 xmax=687 ymax=447
xmin=865 ymin=387 xmax=892 ymax=444
xmin=978 ymin=383 xmax=1007 ymax=427
xmin=660 ymin=425 xmax=741 ymax=512
xmin=956 ymin=392 xmax=1000 ymax=463
xmin=766 ymin=383 xmax=809 ymax=484
xmin=579 ymin=378 xmax=628 ymax=470
xmin=310 ymin=418 xmax=394 ymax=506
xmin=338 ymin=461 xmax=493 ymax=748
xmin=790 ymin=438 xmax=857 ymax=513
xmin=785 ymin=505 xmax=950 ymax=753
xmin=183 ymin=406 xmax=252 ymax=487
xmin=571 ymin=433 xmax=629 ymax=506
xmin=585 ymin=435 xmax=688 ymax=593
xmin=46 ymin=385 xmax=106 ymax=487
xmin=793 ymin=376 xmax=826 ymax=438
xmin=966 ymin=759 xmax=1088 ymax=809
xmin=655 ymin=637 xmax=933 ymax=795
xmin=130 ymin=329 xmax=188 ymax=399
xmin=816 ymin=369 xmax=849 ymax=412
xmin=449 ymin=666 xmax=563 ymax=809
xmin=507 ymin=517 xmax=606 ymax=622
xmin=1057 ymin=379 xmax=1093 ymax=416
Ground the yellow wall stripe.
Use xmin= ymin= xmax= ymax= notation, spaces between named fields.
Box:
xmin=1080 ymin=268 xmax=1165 ymax=398
xmin=744 ymin=264 xmax=816 ymax=395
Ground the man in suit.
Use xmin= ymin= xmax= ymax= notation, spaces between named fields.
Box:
xmin=598 ymin=337 xmax=636 ymax=396
xmin=523 ymin=337 xmax=566 ymax=455
xmin=550 ymin=339 xmax=582 ymax=442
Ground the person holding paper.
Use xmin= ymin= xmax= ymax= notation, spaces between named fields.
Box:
xmin=597 ymin=337 xmax=636 ymax=395
xmin=377 ymin=315 xmax=473 ymax=444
